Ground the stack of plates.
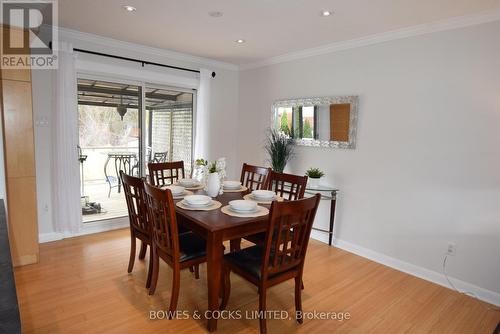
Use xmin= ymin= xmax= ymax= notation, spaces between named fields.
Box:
xmin=223 ymin=180 xmax=242 ymax=190
xmin=164 ymin=185 xmax=186 ymax=198
xmin=228 ymin=200 xmax=258 ymax=213
xmin=178 ymin=178 xmax=198 ymax=188
xmin=250 ymin=190 xmax=276 ymax=201
xmin=181 ymin=195 xmax=212 ymax=208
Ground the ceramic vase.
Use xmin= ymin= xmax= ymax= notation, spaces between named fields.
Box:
xmin=206 ymin=172 xmax=220 ymax=197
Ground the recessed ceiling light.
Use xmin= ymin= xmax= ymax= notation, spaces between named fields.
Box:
xmin=209 ymin=11 xmax=223 ymax=18
xmin=235 ymin=39 xmax=245 ymax=44
xmin=123 ymin=5 xmax=136 ymax=12
xmin=321 ymin=10 xmax=332 ymax=17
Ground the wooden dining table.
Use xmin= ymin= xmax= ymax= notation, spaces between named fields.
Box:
xmin=174 ymin=189 xmax=269 ymax=332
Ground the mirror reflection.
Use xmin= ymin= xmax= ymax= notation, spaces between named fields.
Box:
xmin=273 ymin=96 xmax=358 ymax=149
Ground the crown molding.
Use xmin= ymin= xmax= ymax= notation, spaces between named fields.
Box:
xmin=240 ymin=9 xmax=500 ymax=71
xmin=57 ymin=26 xmax=239 ymax=71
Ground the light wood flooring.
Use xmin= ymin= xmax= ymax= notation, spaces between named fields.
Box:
xmin=14 ymin=229 xmax=499 ymax=334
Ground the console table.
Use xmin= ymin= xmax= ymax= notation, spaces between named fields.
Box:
xmin=304 ymin=186 xmax=338 ymax=246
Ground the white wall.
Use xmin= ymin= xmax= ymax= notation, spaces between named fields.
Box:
xmin=32 ymin=31 xmax=239 ymax=238
xmin=237 ymin=21 xmax=500 ymax=299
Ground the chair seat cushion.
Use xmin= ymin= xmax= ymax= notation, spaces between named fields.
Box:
xmin=243 ymin=232 xmax=266 ymax=244
xmin=179 ymin=232 xmax=206 ymax=262
xmin=224 ymin=245 xmax=297 ymax=280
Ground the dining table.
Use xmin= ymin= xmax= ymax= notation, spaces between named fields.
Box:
xmin=173 ymin=189 xmax=270 ymax=332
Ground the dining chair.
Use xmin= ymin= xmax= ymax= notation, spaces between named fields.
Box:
xmin=120 ymin=171 xmax=153 ymax=289
xmin=266 ymin=171 xmax=308 ymax=201
xmin=229 ymin=163 xmax=272 ymax=252
xmin=233 ymin=171 xmax=309 ymax=252
xmin=148 ymin=161 xmax=185 ymax=186
xmin=143 ymin=182 xmax=207 ymax=314
xmin=220 ymin=194 xmax=321 ymax=334
xmin=240 ymin=163 xmax=271 ymax=191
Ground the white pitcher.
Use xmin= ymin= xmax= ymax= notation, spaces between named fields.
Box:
xmin=206 ymin=172 xmax=220 ymax=197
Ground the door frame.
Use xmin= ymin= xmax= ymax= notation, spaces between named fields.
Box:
xmin=76 ymin=70 xmax=197 ymax=227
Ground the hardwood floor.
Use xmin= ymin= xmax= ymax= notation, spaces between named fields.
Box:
xmin=14 ymin=229 xmax=499 ymax=334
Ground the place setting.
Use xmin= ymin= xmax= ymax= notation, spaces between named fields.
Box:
xmin=243 ymin=189 xmax=284 ymax=204
xmin=160 ymin=185 xmax=194 ymax=199
xmin=176 ymin=194 xmax=222 ymax=211
xmin=221 ymin=180 xmax=248 ymax=193
xmin=221 ymin=199 xmax=269 ymax=218
xmin=175 ymin=178 xmax=205 ymax=190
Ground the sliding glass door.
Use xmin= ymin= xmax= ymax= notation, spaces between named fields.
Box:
xmin=144 ymin=85 xmax=194 ymax=176
xmin=77 ymin=77 xmax=195 ymax=223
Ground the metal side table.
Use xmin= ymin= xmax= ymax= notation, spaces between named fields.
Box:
xmin=305 ymin=186 xmax=338 ymax=246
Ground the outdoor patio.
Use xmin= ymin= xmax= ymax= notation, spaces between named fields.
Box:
xmin=82 ymin=180 xmax=128 ymax=223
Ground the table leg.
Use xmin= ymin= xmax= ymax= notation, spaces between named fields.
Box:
xmin=206 ymin=231 xmax=223 ymax=332
xmin=328 ymin=191 xmax=337 ymax=246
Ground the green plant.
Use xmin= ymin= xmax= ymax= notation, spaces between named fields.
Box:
xmin=303 ymin=119 xmax=313 ymax=138
xmin=265 ymin=129 xmax=295 ymax=173
xmin=305 ymin=167 xmax=324 ymax=179
xmin=280 ymin=112 xmax=291 ymax=136
xmin=195 ymin=158 xmax=208 ymax=166
xmin=208 ymin=161 xmax=217 ymax=173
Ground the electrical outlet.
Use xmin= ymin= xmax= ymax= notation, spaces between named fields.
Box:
xmin=446 ymin=242 xmax=456 ymax=256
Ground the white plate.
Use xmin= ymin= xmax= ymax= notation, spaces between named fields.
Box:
xmin=250 ymin=194 xmax=277 ymax=201
xmin=251 ymin=190 xmax=275 ymax=200
xmin=184 ymin=194 xmax=212 ymax=206
xmin=181 ymin=199 xmax=212 ymax=208
xmin=223 ymin=180 xmax=242 ymax=189
xmin=165 ymin=185 xmax=185 ymax=196
xmin=178 ymin=178 xmax=197 ymax=187
xmin=173 ymin=191 xmax=189 ymax=199
xmin=229 ymin=199 xmax=257 ymax=212
xmin=230 ymin=206 xmax=259 ymax=214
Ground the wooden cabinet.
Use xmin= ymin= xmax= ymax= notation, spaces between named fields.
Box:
xmin=0 ymin=27 xmax=39 ymax=267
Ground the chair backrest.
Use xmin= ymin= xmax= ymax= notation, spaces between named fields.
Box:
xmin=267 ymin=171 xmax=308 ymax=200
xmin=261 ymin=194 xmax=321 ymax=281
xmin=240 ymin=163 xmax=271 ymax=191
xmin=120 ymin=171 xmax=150 ymax=237
xmin=143 ymin=182 xmax=180 ymax=263
xmin=148 ymin=161 xmax=185 ymax=186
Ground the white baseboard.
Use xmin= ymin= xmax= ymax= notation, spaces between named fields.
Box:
xmin=38 ymin=217 xmax=128 ymax=243
xmin=310 ymin=229 xmax=331 ymax=244
xmin=333 ymin=238 xmax=500 ymax=307
xmin=38 ymin=232 xmax=64 ymax=243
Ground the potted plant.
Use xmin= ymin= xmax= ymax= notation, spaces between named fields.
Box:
xmin=305 ymin=167 xmax=324 ymax=188
xmin=265 ymin=129 xmax=295 ymax=173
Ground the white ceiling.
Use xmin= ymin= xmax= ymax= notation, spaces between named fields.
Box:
xmin=58 ymin=0 xmax=500 ymax=65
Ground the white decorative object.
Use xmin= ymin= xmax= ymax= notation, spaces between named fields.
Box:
xmin=192 ymin=164 xmax=208 ymax=185
xmin=216 ymin=157 xmax=227 ymax=195
xmin=309 ymin=178 xmax=320 ymax=188
xmin=206 ymin=172 xmax=221 ymax=197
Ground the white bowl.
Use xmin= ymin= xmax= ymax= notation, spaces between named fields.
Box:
xmin=184 ymin=194 xmax=211 ymax=206
xmin=165 ymin=185 xmax=185 ymax=196
xmin=181 ymin=199 xmax=211 ymax=208
xmin=223 ymin=180 xmax=242 ymax=189
xmin=178 ymin=178 xmax=197 ymax=187
xmin=229 ymin=200 xmax=258 ymax=212
xmin=251 ymin=190 xmax=276 ymax=200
